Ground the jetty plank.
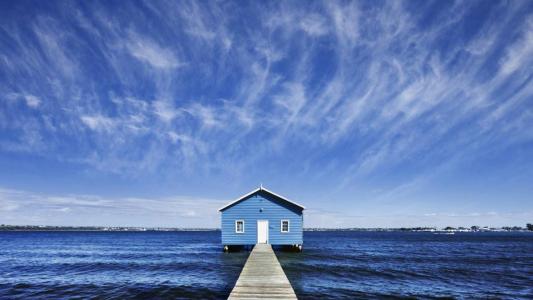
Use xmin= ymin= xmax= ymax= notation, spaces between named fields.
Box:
xmin=228 ymin=244 xmax=297 ymax=300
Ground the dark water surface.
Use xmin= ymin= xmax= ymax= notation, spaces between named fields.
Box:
xmin=0 ymin=231 xmax=532 ymax=299
xmin=278 ymin=232 xmax=533 ymax=299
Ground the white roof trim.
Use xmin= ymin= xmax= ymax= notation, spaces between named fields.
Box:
xmin=218 ymin=186 xmax=305 ymax=211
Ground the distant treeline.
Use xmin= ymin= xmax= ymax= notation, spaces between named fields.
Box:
xmin=0 ymin=225 xmax=218 ymax=231
xmin=304 ymin=225 xmax=533 ymax=232
xmin=1 ymin=224 xmax=532 ymax=232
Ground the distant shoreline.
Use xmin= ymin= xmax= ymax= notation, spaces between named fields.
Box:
xmin=0 ymin=225 xmax=217 ymax=232
xmin=1 ymin=225 xmax=531 ymax=233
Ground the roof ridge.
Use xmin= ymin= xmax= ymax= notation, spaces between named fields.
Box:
xmin=218 ymin=186 xmax=305 ymax=211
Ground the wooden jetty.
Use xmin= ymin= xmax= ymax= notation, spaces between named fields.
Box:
xmin=228 ymin=244 xmax=297 ymax=299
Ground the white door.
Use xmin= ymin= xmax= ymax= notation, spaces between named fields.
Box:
xmin=257 ymin=220 xmax=268 ymax=244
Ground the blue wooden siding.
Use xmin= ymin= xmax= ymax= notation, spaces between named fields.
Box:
xmin=221 ymin=191 xmax=303 ymax=245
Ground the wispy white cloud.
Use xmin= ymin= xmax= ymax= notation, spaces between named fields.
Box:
xmin=152 ymin=100 xmax=180 ymax=123
xmin=24 ymin=95 xmax=41 ymax=108
xmin=5 ymin=93 xmax=41 ymax=108
xmin=125 ymin=33 xmax=184 ymax=69
xmin=179 ymin=2 xmax=217 ymax=41
xmin=0 ymin=0 xmax=532 ymax=227
xmin=305 ymin=207 xmax=533 ymax=228
xmin=1 ymin=1 xmax=530 ymax=179
xmin=31 ymin=17 xmax=79 ymax=79
xmin=0 ymin=187 xmax=225 ymax=227
xmin=299 ymin=13 xmax=329 ymax=37
xmin=80 ymin=115 xmax=115 ymax=132
xmin=499 ymin=17 xmax=533 ymax=75
xmin=185 ymin=103 xmax=221 ymax=128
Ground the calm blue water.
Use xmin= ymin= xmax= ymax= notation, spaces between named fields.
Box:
xmin=0 ymin=231 xmax=532 ymax=299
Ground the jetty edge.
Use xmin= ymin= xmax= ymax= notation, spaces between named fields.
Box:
xmin=228 ymin=244 xmax=297 ymax=299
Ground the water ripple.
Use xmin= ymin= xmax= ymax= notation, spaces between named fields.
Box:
xmin=1 ymin=231 xmax=532 ymax=299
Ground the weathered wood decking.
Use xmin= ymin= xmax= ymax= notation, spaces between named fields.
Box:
xmin=228 ymin=244 xmax=297 ymax=299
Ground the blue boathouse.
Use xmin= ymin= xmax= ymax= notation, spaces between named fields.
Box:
xmin=219 ymin=186 xmax=305 ymax=251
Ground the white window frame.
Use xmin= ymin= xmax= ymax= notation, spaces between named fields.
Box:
xmin=235 ymin=220 xmax=245 ymax=233
xmin=281 ymin=220 xmax=290 ymax=233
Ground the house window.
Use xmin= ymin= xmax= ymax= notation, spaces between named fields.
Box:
xmin=235 ymin=220 xmax=244 ymax=233
xmin=281 ymin=220 xmax=289 ymax=233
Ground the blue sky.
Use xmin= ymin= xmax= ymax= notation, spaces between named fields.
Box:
xmin=1 ymin=0 xmax=532 ymax=228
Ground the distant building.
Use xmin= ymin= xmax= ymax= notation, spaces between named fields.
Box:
xmin=219 ymin=186 xmax=305 ymax=251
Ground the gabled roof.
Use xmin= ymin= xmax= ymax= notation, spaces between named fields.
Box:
xmin=218 ymin=186 xmax=305 ymax=212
